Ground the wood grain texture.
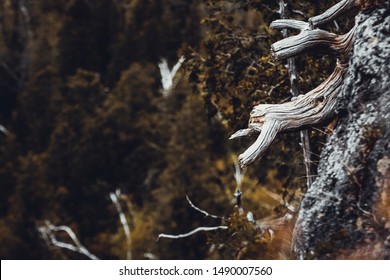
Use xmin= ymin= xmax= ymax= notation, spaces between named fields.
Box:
xmin=231 ymin=1 xmax=356 ymax=168
xmin=309 ymin=0 xmax=358 ymax=28
xmin=236 ymin=64 xmax=348 ymax=168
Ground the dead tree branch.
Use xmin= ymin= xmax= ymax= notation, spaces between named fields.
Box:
xmin=231 ymin=1 xmax=356 ymax=168
xmin=186 ymin=195 xmax=224 ymax=219
xmin=38 ymin=221 xmax=99 ymax=260
xmin=110 ymin=189 xmax=132 ymax=260
xmin=157 ymin=226 xmax=229 ymax=241
xmin=158 ymin=196 xmax=227 ymax=241
xmin=309 ymin=0 xmax=358 ymax=28
xmin=276 ymin=0 xmax=315 ymax=188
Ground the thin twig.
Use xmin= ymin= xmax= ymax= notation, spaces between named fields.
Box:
xmin=38 ymin=221 xmax=99 ymax=260
xmin=186 ymin=196 xmax=223 ymax=219
xmin=292 ymin=9 xmax=306 ymax=17
xmin=1 ymin=62 xmax=19 ymax=81
xmin=277 ymin=0 xmax=315 ymax=188
xmin=157 ymin=226 xmax=228 ymax=241
xmin=267 ymin=80 xmax=284 ymax=96
xmin=159 ymin=195 xmax=229 ymax=240
xmin=110 ymin=189 xmax=132 ymax=260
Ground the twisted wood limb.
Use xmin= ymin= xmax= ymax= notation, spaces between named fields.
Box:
xmin=231 ymin=1 xmax=356 ymax=168
xmin=233 ymin=63 xmax=349 ymax=168
xmin=309 ymin=0 xmax=358 ymax=28
xmin=271 ymin=20 xmax=354 ymax=62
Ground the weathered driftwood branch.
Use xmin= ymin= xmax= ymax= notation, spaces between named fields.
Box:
xmin=271 ymin=20 xmax=354 ymax=63
xmin=231 ymin=1 xmax=356 ymax=168
xmin=232 ymin=62 xmax=350 ymax=168
xmin=309 ymin=0 xmax=358 ymax=28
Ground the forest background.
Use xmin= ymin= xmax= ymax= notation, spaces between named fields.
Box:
xmin=0 ymin=0 xmax=354 ymax=259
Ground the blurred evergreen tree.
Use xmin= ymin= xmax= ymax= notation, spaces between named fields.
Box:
xmin=0 ymin=0 xmax=356 ymax=259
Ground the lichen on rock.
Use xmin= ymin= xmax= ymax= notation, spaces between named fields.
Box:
xmin=293 ymin=1 xmax=390 ymax=259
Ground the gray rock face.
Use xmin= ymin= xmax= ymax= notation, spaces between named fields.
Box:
xmin=293 ymin=2 xmax=390 ymax=259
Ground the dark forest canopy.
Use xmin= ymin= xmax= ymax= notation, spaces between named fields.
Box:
xmin=1 ymin=0 xmax=387 ymax=260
